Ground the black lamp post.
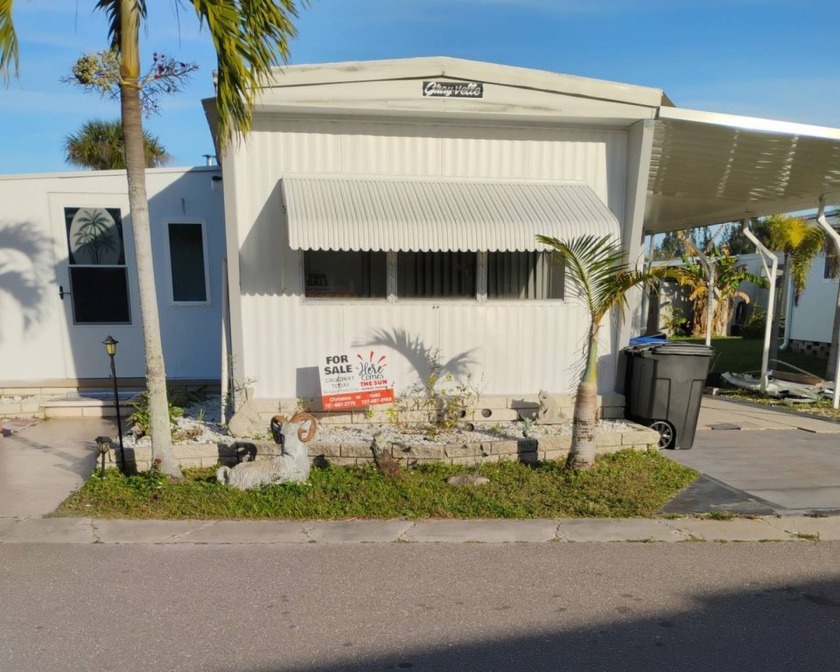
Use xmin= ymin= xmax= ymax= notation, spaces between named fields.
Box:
xmin=95 ymin=436 xmax=112 ymax=477
xmin=103 ymin=335 xmax=126 ymax=472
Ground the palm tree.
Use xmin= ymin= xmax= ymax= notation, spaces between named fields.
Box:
xmin=1 ymin=1 xmax=304 ymax=478
xmin=536 ymin=234 xmax=665 ymax=471
xmin=65 ymin=119 xmax=168 ymax=170
xmin=666 ymin=245 xmax=767 ymax=337
xmin=763 ymin=215 xmax=825 ymax=363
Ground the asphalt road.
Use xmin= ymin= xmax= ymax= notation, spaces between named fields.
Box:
xmin=1 ymin=542 xmax=839 ymax=671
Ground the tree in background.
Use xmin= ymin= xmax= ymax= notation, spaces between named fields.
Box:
xmin=666 ymin=244 xmax=767 ymax=337
xmin=536 ymin=234 xmax=665 ymax=471
xmin=763 ymin=215 xmax=825 ymax=364
xmin=1 ymin=1 xmax=304 ymax=478
xmin=65 ymin=119 xmax=169 ymax=170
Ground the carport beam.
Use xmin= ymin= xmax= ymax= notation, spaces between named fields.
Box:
xmin=742 ymin=219 xmax=777 ymax=395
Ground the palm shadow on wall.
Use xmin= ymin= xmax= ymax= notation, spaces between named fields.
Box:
xmin=353 ymin=327 xmax=478 ymax=393
xmin=0 ymin=221 xmax=55 ymax=343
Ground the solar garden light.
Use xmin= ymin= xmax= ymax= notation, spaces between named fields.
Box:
xmin=102 ymin=335 xmax=126 ymax=472
xmin=94 ymin=436 xmax=112 ymax=477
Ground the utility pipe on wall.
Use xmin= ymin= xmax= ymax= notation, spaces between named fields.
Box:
xmin=742 ymin=218 xmax=777 ymax=395
xmin=814 ymin=199 xmax=840 ymax=409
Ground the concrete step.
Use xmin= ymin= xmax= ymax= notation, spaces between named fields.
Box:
xmin=1 ymin=391 xmax=140 ymax=420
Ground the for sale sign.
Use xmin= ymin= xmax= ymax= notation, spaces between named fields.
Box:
xmin=319 ymin=350 xmax=395 ymax=411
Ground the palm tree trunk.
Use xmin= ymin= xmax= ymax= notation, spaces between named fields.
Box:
xmin=119 ymin=1 xmax=181 ymax=479
xmin=566 ymin=333 xmax=599 ymax=471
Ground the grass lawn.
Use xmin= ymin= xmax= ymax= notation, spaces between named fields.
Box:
xmin=53 ymin=451 xmax=698 ymax=520
xmin=676 ymin=336 xmax=829 ymax=377
xmin=674 ymin=336 xmax=840 ymax=421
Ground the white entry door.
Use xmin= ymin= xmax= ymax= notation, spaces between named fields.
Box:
xmin=50 ymin=193 xmax=146 ymax=380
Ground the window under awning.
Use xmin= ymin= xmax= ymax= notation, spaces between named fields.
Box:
xmin=282 ymin=176 xmax=620 ymax=252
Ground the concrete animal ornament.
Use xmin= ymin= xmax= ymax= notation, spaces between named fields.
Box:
xmin=216 ymin=412 xmax=318 ymax=490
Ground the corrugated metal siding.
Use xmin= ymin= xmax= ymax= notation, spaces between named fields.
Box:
xmin=240 ymin=296 xmax=614 ymax=398
xmin=283 ymin=177 xmax=620 ymax=252
xmin=234 ymin=118 xmax=626 ymax=397
xmin=790 ymin=253 xmax=838 ymax=343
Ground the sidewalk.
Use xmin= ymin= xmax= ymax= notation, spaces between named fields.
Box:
xmin=2 ymin=515 xmax=839 ymax=544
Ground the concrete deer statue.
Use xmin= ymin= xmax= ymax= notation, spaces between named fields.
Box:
xmin=216 ymin=412 xmax=317 ymax=490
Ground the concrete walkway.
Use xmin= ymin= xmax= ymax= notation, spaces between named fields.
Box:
xmin=664 ymin=397 xmax=840 ymax=515
xmin=3 ymin=399 xmax=840 ymax=543
xmin=0 ymin=418 xmax=113 ymax=518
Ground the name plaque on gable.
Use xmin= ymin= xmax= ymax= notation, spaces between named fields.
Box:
xmin=422 ymin=81 xmax=484 ymax=98
xmin=319 ymin=350 xmax=395 ymax=411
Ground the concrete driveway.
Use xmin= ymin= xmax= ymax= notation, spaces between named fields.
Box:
xmin=663 ymin=397 xmax=840 ymax=515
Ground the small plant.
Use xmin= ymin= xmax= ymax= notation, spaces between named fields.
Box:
xmin=129 ymin=392 xmax=184 ymax=438
xmin=740 ymin=308 xmax=767 ymax=339
xmin=388 ymin=347 xmax=481 ymax=434
xmin=662 ymin=306 xmax=688 ymax=336
xmin=704 ymin=509 xmax=735 ymax=521
xmin=520 ymin=417 xmax=534 ymax=438
xmin=197 ymin=407 xmax=205 ymax=424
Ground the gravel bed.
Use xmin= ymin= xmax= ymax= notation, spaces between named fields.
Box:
xmin=123 ymin=395 xmax=637 ymax=447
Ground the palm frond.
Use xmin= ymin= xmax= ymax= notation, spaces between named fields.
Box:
xmin=537 ymin=233 xmax=663 ymax=328
xmin=187 ymin=0 xmax=303 ymax=149
xmin=0 ymin=0 xmax=19 ymax=84
xmin=94 ymin=0 xmax=147 ymax=51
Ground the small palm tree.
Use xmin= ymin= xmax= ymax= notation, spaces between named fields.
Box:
xmin=536 ymin=234 xmax=665 ymax=471
xmin=65 ymin=119 xmax=169 ymax=171
xmin=763 ymin=215 xmax=825 ymax=362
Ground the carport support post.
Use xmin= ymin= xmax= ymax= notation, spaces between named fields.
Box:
xmin=814 ymin=199 xmax=840 ymax=409
xmin=742 ymin=218 xmax=777 ymax=394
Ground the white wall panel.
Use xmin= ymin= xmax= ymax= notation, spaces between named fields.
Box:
xmin=790 ymin=253 xmax=838 ymax=344
xmin=0 ymin=168 xmax=224 ymax=383
xmin=232 ymin=116 xmax=628 ymax=398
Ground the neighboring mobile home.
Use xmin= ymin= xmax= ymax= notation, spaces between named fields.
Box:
xmin=0 ymin=167 xmax=224 ymax=390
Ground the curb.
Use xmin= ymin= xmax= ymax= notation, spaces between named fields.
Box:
xmin=1 ymin=515 xmax=839 ymax=545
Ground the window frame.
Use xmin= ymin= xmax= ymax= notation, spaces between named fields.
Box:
xmin=164 ymin=218 xmax=211 ymax=306
xmin=64 ymin=206 xmax=132 ymax=325
xmin=299 ymin=249 xmax=566 ymax=304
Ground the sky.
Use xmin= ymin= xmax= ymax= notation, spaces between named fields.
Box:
xmin=2 ymin=0 xmax=840 ymax=174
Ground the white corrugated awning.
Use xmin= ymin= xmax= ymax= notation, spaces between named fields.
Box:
xmin=282 ymin=176 xmax=620 ymax=252
xmin=647 ymin=107 xmax=840 ymax=233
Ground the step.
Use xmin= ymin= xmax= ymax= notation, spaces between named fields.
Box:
xmin=39 ymin=391 xmax=140 ymax=419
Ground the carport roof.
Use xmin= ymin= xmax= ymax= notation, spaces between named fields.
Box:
xmin=646 ymin=106 xmax=840 ymax=234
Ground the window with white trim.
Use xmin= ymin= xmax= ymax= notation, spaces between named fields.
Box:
xmin=65 ymin=207 xmax=131 ymax=324
xmin=168 ymin=222 xmax=209 ymax=303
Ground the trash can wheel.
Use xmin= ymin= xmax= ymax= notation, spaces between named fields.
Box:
xmin=649 ymin=420 xmax=676 ymax=450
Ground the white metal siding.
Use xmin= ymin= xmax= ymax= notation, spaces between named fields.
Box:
xmin=232 ymin=117 xmax=627 ymax=398
xmin=790 ymin=253 xmax=839 ymax=344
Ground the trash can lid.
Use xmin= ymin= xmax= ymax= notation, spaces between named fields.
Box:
xmin=626 ymin=342 xmax=714 ymax=357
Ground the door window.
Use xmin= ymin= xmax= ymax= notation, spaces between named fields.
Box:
xmin=65 ymin=207 xmax=130 ymax=324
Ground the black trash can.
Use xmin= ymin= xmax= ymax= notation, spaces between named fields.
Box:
xmin=623 ymin=342 xmax=714 ymax=450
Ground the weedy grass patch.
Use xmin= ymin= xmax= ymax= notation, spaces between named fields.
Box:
xmin=54 ymin=450 xmax=697 ymax=520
